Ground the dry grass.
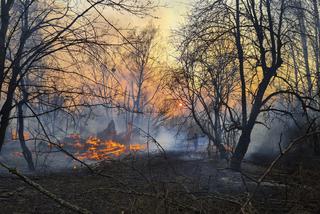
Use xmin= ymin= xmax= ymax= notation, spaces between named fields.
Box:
xmin=0 ymin=151 xmax=319 ymax=214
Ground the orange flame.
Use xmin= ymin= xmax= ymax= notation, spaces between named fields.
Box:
xmin=64 ymin=135 xmax=146 ymax=161
xmin=78 ymin=138 xmax=128 ymax=160
xmin=129 ymin=144 xmax=146 ymax=151
xmin=11 ymin=131 xmax=30 ymax=140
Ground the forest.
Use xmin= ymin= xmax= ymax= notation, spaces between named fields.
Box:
xmin=0 ymin=0 xmax=320 ymax=213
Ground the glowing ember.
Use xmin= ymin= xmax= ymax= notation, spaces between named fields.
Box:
xmin=11 ymin=131 xmax=30 ymax=140
xmin=129 ymin=144 xmax=146 ymax=151
xmin=73 ymin=142 xmax=84 ymax=150
xmin=86 ymin=137 xmax=100 ymax=146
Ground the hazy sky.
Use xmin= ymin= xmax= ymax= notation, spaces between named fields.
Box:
xmin=153 ymin=0 xmax=192 ymax=34
xmin=105 ymin=0 xmax=192 ymax=36
xmin=100 ymin=0 xmax=193 ymax=59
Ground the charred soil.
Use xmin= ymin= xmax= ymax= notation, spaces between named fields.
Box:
xmin=0 ymin=151 xmax=320 ymax=214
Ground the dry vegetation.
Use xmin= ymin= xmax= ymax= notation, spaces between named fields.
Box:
xmin=1 ymin=145 xmax=320 ymax=214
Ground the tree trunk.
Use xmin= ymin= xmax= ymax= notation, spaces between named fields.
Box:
xmin=0 ymin=0 xmax=14 ymax=91
xmin=17 ymin=101 xmax=35 ymax=171
xmin=207 ymin=139 xmax=214 ymax=158
xmin=214 ymin=108 xmax=227 ymax=159
xmin=0 ymin=0 xmax=15 ymax=151
xmin=230 ymin=75 xmax=272 ymax=170
xmin=0 ymin=83 xmax=16 ymax=152
xmin=0 ymin=108 xmax=11 ymax=152
xmin=297 ymin=1 xmax=313 ymax=96
xmin=230 ymin=131 xmax=251 ymax=170
xmin=290 ymin=42 xmax=300 ymax=93
xmin=229 ymin=0 xmax=250 ymax=170
xmin=190 ymin=104 xmax=227 ymax=159
xmin=235 ymin=0 xmax=247 ymax=128
xmin=312 ymin=0 xmax=320 ymax=97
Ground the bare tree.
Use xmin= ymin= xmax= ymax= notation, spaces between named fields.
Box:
xmin=312 ymin=0 xmax=320 ymax=97
xmin=0 ymin=0 xmax=157 ymax=163
xmin=120 ymin=23 xmax=163 ymax=131
xmin=172 ymin=0 xmax=319 ymax=169
xmin=169 ymin=7 xmax=240 ymax=158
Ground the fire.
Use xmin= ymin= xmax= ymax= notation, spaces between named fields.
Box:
xmin=11 ymin=130 xmax=30 ymax=140
xmin=70 ymin=136 xmax=145 ymax=161
xmin=73 ymin=142 xmax=84 ymax=150
xmin=129 ymin=144 xmax=146 ymax=151
xmin=86 ymin=137 xmax=100 ymax=146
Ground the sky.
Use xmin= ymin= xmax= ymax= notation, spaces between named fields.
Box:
xmin=150 ymin=0 xmax=193 ymax=59
xmin=103 ymin=0 xmax=192 ymax=38
xmin=152 ymin=0 xmax=192 ymax=35
xmin=99 ymin=0 xmax=193 ymax=62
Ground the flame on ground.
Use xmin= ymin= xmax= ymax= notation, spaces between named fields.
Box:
xmin=129 ymin=144 xmax=146 ymax=151
xmin=70 ymin=136 xmax=145 ymax=161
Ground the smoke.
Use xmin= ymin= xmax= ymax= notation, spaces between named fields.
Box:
xmin=0 ymin=140 xmax=77 ymax=173
xmin=246 ymin=108 xmax=308 ymax=162
xmin=0 ymin=105 xmax=189 ymax=172
xmin=150 ymin=126 xmax=182 ymax=151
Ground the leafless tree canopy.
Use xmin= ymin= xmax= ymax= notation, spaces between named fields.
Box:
xmin=1 ymin=0 xmax=320 ymax=213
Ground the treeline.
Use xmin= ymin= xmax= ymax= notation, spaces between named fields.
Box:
xmin=166 ymin=0 xmax=320 ymax=169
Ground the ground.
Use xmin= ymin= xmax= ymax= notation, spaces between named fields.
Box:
xmin=0 ymin=151 xmax=320 ymax=214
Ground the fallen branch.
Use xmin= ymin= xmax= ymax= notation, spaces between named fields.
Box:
xmin=0 ymin=160 xmax=92 ymax=214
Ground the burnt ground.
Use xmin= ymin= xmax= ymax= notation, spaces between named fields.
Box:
xmin=0 ymin=151 xmax=320 ymax=214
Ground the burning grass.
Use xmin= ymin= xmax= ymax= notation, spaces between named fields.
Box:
xmin=63 ymin=135 xmax=146 ymax=161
